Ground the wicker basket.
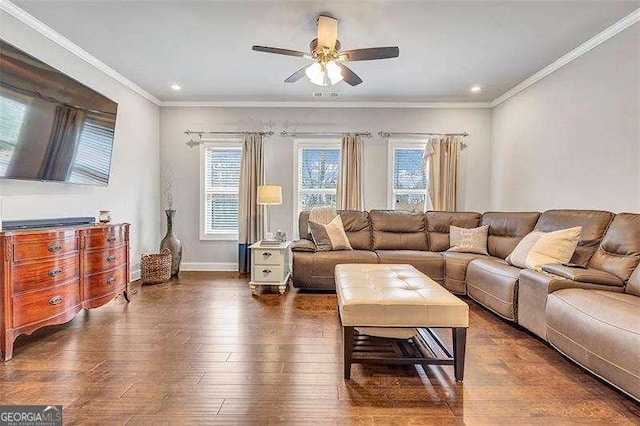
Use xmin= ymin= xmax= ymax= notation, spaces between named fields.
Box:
xmin=141 ymin=249 xmax=172 ymax=284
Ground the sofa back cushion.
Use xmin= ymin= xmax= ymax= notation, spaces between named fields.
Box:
xmin=425 ymin=211 xmax=481 ymax=252
xmin=370 ymin=210 xmax=428 ymax=250
xmin=535 ymin=210 xmax=614 ymax=266
xmin=299 ymin=210 xmax=372 ymax=250
xmin=589 ymin=213 xmax=640 ymax=281
xmin=626 ymin=266 xmax=640 ymax=297
xmin=481 ymin=212 xmax=541 ymax=258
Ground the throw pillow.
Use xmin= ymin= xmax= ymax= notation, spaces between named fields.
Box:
xmin=309 ymin=215 xmax=353 ymax=252
xmin=506 ymin=231 xmax=546 ymax=268
xmin=525 ymin=226 xmax=582 ymax=271
xmin=507 ymin=227 xmax=582 ymax=270
xmin=447 ymin=225 xmax=489 ymax=255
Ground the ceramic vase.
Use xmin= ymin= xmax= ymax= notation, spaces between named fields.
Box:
xmin=160 ymin=209 xmax=182 ymax=276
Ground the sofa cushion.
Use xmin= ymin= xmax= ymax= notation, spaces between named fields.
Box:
xmin=546 ymin=289 xmax=640 ymax=400
xmin=627 ymin=266 xmax=640 ymax=297
xmin=291 ymin=250 xmax=379 ymax=290
xmin=542 ymin=264 xmax=623 ymax=287
xmin=375 ymin=250 xmax=444 ymax=282
xmin=370 ymin=210 xmax=428 ymax=251
xmin=466 ymin=258 xmax=521 ymax=321
xmin=425 ymin=211 xmax=481 ymax=252
xmin=447 ymin=225 xmax=489 ymax=255
xmin=299 ymin=210 xmax=372 ymax=250
xmin=589 ymin=213 xmax=640 ymax=282
xmin=442 ymin=252 xmax=488 ymax=294
xmin=535 ymin=210 xmax=613 ymax=266
xmin=481 ymin=212 xmax=540 ymax=259
xmin=291 ymin=239 xmax=316 ymax=252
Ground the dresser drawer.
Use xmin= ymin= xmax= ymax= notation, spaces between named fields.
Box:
xmin=11 ymin=255 xmax=80 ymax=294
xmin=84 ymin=225 xmax=127 ymax=250
xmin=12 ymin=280 xmax=81 ymax=328
xmin=253 ymin=248 xmax=282 ymax=266
xmin=84 ymin=246 xmax=127 ymax=275
xmin=252 ymin=265 xmax=284 ymax=282
xmin=84 ymin=264 xmax=126 ymax=301
xmin=13 ymin=237 xmax=78 ymax=263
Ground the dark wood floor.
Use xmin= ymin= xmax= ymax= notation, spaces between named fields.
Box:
xmin=1 ymin=272 xmax=639 ymax=425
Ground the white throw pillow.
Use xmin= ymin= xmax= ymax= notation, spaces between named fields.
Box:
xmin=309 ymin=215 xmax=352 ymax=251
xmin=507 ymin=227 xmax=582 ymax=270
xmin=447 ymin=225 xmax=489 ymax=255
xmin=525 ymin=227 xmax=582 ymax=271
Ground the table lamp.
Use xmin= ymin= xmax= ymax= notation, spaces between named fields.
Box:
xmin=257 ymin=185 xmax=282 ymax=241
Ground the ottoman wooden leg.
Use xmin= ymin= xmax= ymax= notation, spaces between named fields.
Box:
xmin=343 ymin=326 xmax=354 ymax=380
xmin=452 ymin=327 xmax=467 ymax=382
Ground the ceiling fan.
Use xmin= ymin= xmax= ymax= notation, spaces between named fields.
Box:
xmin=252 ymin=15 xmax=399 ymax=87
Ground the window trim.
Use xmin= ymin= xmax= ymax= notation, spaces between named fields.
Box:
xmin=199 ymin=139 xmax=242 ymax=241
xmin=387 ymin=139 xmax=429 ymax=210
xmin=292 ymin=138 xmax=341 ymax=237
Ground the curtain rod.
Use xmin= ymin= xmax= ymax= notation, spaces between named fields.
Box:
xmin=378 ymin=131 xmax=469 ymax=138
xmin=184 ymin=130 xmax=274 ymax=147
xmin=280 ymin=131 xmax=372 ymax=138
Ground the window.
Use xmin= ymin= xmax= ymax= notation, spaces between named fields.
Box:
xmin=69 ymin=114 xmax=115 ymax=185
xmin=200 ymin=142 xmax=242 ymax=240
xmin=0 ymin=94 xmax=28 ymax=175
xmin=294 ymin=141 xmax=341 ymax=217
xmin=388 ymin=141 xmax=427 ymax=211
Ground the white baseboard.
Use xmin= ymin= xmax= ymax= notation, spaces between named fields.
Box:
xmin=181 ymin=262 xmax=238 ymax=272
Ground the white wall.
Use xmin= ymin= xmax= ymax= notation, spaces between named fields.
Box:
xmin=160 ymin=107 xmax=492 ymax=267
xmin=1 ymin=10 xmax=162 ymax=276
xmin=491 ymin=23 xmax=640 ymax=213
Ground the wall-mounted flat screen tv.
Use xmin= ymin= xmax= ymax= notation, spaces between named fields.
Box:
xmin=0 ymin=39 xmax=118 ymax=186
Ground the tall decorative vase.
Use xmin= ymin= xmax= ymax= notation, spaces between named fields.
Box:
xmin=160 ymin=209 xmax=182 ymax=276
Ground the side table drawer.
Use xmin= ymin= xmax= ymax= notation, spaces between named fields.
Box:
xmin=253 ymin=249 xmax=282 ymax=266
xmin=252 ymin=265 xmax=284 ymax=282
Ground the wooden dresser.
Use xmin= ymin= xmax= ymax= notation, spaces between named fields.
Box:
xmin=1 ymin=223 xmax=130 ymax=361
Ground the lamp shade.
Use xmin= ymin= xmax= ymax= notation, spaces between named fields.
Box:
xmin=257 ymin=185 xmax=282 ymax=205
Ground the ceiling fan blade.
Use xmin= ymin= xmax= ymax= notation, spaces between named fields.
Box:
xmin=252 ymin=45 xmax=307 ymax=58
xmin=339 ymin=47 xmax=400 ymax=61
xmin=284 ymin=66 xmax=308 ymax=83
xmin=337 ymin=64 xmax=363 ymax=86
xmin=317 ymin=15 xmax=338 ymax=51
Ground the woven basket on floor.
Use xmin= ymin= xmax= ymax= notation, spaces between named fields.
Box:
xmin=141 ymin=248 xmax=172 ymax=284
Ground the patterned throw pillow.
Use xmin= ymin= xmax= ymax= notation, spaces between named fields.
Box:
xmin=309 ymin=215 xmax=353 ymax=252
xmin=447 ymin=225 xmax=489 ymax=255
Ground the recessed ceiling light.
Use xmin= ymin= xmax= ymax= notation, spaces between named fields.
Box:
xmin=470 ymin=85 xmax=482 ymax=93
xmin=170 ymin=84 xmax=182 ymax=91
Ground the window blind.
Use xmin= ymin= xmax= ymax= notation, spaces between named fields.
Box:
xmin=69 ymin=118 xmax=115 ymax=184
xmin=297 ymin=147 xmax=340 ymax=213
xmin=392 ymin=148 xmax=427 ymax=211
xmin=0 ymin=95 xmax=28 ymax=175
xmin=204 ymin=147 xmax=242 ymax=234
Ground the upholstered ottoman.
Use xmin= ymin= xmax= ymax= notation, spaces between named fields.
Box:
xmin=335 ymin=264 xmax=469 ymax=380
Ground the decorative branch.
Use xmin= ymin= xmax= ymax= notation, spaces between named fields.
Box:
xmin=162 ymin=163 xmax=174 ymax=210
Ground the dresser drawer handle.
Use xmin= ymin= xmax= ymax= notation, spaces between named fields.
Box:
xmin=106 ymin=277 xmax=116 ymax=285
xmin=49 ymin=295 xmax=63 ymax=305
xmin=262 ymin=252 xmax=272 ymax=258
xmin=262 ymin=269 xmax=272 ymax=274
xmin=106 ymin=255 xmax=116 ymax=263
xmin=48 ymin=268 xmax=63 ymax=277
xmin=107 ymin=236 xmax=117 ymax=243
xmin=48 ymin=244 xmax=62 ymax=253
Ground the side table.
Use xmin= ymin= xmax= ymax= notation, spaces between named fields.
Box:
xmin=249 ymin=241 xmax=292 ymax=294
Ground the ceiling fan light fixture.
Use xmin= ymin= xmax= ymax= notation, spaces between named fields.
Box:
xmin=305 ymin=61 xmax=343 ymax=86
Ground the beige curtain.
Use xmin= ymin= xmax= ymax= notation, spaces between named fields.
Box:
xmin=336 ymin=135 xmax=364 ymax=210
xmin=238 ymin=134 xmax=265 ymax=273
xmin=423 ymin=136 xmax=460 ymax=211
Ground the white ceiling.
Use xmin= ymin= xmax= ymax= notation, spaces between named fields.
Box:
xmin=11 ymin=1 xmax=640 ymax=102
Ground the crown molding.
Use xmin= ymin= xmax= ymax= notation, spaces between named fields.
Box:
xmin=160 ymin=101 xmax=492 ymax=108
xmin=491 ymin=8 xmax=640 ymax=107
xmin=0 ymin=0 xmax=162 ymax=106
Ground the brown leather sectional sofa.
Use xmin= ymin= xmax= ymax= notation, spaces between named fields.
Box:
xmin=291 ymin=209 xmax=640 ymax=401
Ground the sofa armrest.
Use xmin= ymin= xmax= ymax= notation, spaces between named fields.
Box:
xmin=291 ymin=239 xmax=317 ymax=252
xmin=542 ymin=264 xmax=623 ymax=287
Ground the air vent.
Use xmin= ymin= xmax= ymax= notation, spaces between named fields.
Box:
xmin=312 ymin=92 xmax=341 ymax=98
